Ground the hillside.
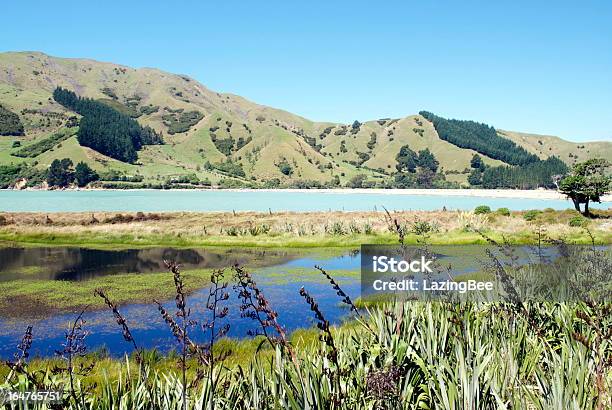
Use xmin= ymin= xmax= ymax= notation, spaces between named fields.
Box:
xmin=0 ymin=51 xmax=609 ymax=189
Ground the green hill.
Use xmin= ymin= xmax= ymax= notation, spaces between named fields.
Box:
xmin=0 ymin=51 xmax=609 ymax=188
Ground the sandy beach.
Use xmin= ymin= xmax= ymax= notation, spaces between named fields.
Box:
xmin=217 ymin=188 xmax=612 ymax=202
xmin=5 ymin=187 xmax=611 ymax=202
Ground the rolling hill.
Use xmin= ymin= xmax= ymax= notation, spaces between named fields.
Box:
xmin=0 ymin=51 xmax=609 ymax=188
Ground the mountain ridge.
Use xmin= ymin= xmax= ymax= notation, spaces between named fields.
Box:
xmin=1 ymin=51 xmax=610 ymax=189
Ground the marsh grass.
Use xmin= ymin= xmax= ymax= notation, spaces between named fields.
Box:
xmin=1 ymin=209 xmax=609 ymax=249
xmin=0 ymin=269 xmax=214 ymax=317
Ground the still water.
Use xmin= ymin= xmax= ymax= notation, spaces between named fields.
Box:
xmin=0 ymin=244 xmax=595 ymax=358
xmin=0 ymin=246 xmax=362 ymax=358
xmin=1 ymin=190 xmax=606 ymax=212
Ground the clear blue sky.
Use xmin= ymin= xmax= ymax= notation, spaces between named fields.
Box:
xmin=2 ymin=1 xmax=611 ymax=141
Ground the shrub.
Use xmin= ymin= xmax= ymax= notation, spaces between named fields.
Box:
xmin=496 ymin=207 xmax=511 ymax=216
xmin=474 ymin=205 xmax=492 ymax=214
xmin=277 ymin=159 xmax=293 ymax=176
xmin=569 ymin=215 xmax=588 ymax=227
xmin=212 ymin=160 xmax=245 ymax=178
xmin=523 ymin=210 xmax=541 ymax=221
xmin=139 ymin=105 xmax=159 ymax=116
xmin=213 ymin=137 xmax=235 ymax=156
xmin=163 ymin=110 xmax=204 ymax=134
xmin=101 ymin=87 xmax=118 ymax=100
xmin=411 ymin=219 xmax=439 ymax=236
xmin=347 ymin=174 xmax=367 ymax=188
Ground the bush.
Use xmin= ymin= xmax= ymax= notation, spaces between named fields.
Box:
xmin=277 ymin=159 xmax=293 ymax=176
xmin=496 ymin=207 xmax=511 ymax=216
xmin=569 ymin=215 xmax=588 ymax=227
xmin=474 ymin=205 xmax=491 ymax=215
xmin=162 ymin=110 xmax=204 ymax=134
xmin=212 ymin=137 xmax=235 ymax=156
xmin=0 ymin=104 xmax=25 ymax=136
xmin=212 ymin=160 xmax=245 ymax=178
xmin=523 ymin=210 xmax=541 ymax=221
xmin=347 ymin=174 xmax=367 ymax=188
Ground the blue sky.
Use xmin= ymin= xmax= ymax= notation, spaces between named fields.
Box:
xmin=2 ymin=1 xmax=611 ymax=141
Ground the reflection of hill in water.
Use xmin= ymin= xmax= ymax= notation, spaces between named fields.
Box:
xmin=0 ymin=247 xmax=295 ymax=281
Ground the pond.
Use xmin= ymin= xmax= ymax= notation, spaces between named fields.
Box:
xmin=0 ymin=247 xmax=362 ymax=358
xmin=0 ymin=244 xmax=605 ymax=358
xmin=1 ymin=190 xmax=606 ymax=212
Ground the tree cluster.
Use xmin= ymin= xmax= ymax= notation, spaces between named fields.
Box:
xmin=395 ymin=146 xmax=443 ymax=188
xmin=419 ymin=111 xmax=538 ymax=166
xmin=480 ymin=156 xmax=568 ymax=189
xmin=53 ymin=88 xmax=163 ymax=163
xmin=47 ymin=158 xmax=99 ymax=188
xmin=0 ymin=104 xmax=25 ymax=136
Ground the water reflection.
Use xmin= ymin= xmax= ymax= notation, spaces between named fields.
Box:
xmin=0 ymin=250 xmax=360 ymax=358
xmin=0 ymin=247 xmax=297 ymax=281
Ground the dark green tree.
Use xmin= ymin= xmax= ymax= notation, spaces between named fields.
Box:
xmin=559 ymin=158 xmax=611 ymax=216
xmin=0 ymin=104 xmax=25 ymax=136
xmin=396 ymin=145 xmax=418 ymax=173
xmin=393 ymin=172 xmax=416 ymax=188
xmin=470 ymin=154 xmax=485 ymax=171
xmin=331 ymin=174 xmax=340 ymax=186
xmin=47 ymin=158 xmax=74 ymax=187
xmin=74 ymin=162 xmax=99 ymax=187
xmin=417 ymin=148 xmax=439 ymax=172
xmin=468 ymin=169 xmax=483 ymax=185
xmin=277 ymin=159 xmax=293 ymax=176
xmin=481 ymin=157 xmax=567 ymax=189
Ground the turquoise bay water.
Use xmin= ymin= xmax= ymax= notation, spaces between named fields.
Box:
xmin=1 ymin=190 xmax=607 ymax=212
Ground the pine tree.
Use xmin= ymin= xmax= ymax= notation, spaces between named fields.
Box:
xmin=52 ymin=87 xmax=163 ymax=163
xmin=420 ymin=111 xmax=538 ymax=166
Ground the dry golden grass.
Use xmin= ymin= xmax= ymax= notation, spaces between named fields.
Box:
xmin=0 ymin=209 xmax=610 ymax=248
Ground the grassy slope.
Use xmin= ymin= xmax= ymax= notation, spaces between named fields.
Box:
xmin=499 ymin=129 xmax=612 ymax=167
xmin=1 ymin=51 xmax=610 ymax=186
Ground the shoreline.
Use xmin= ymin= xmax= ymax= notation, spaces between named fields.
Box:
xmin=2 ymin=187 xmax=611 ymax=202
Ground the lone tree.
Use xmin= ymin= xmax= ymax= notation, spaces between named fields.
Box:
xmin=47 ymin=158 xmax=74 ymax=188
xmin=74 ymin=162 xmax=99 ymax=187
xmin=470 ymin=154 xmax=485 ymax=171
xmin=558 ymin=158 xmax=611 ymax=216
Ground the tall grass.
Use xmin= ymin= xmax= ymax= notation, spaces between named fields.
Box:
xmin=3 ymin=301 xmax=609 ymax=409
xmin=1 ymin=231 xmax=610 ymax=409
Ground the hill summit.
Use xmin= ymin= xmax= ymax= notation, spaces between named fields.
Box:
xmin=0 ymin=51 xmax=609 ymax=189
